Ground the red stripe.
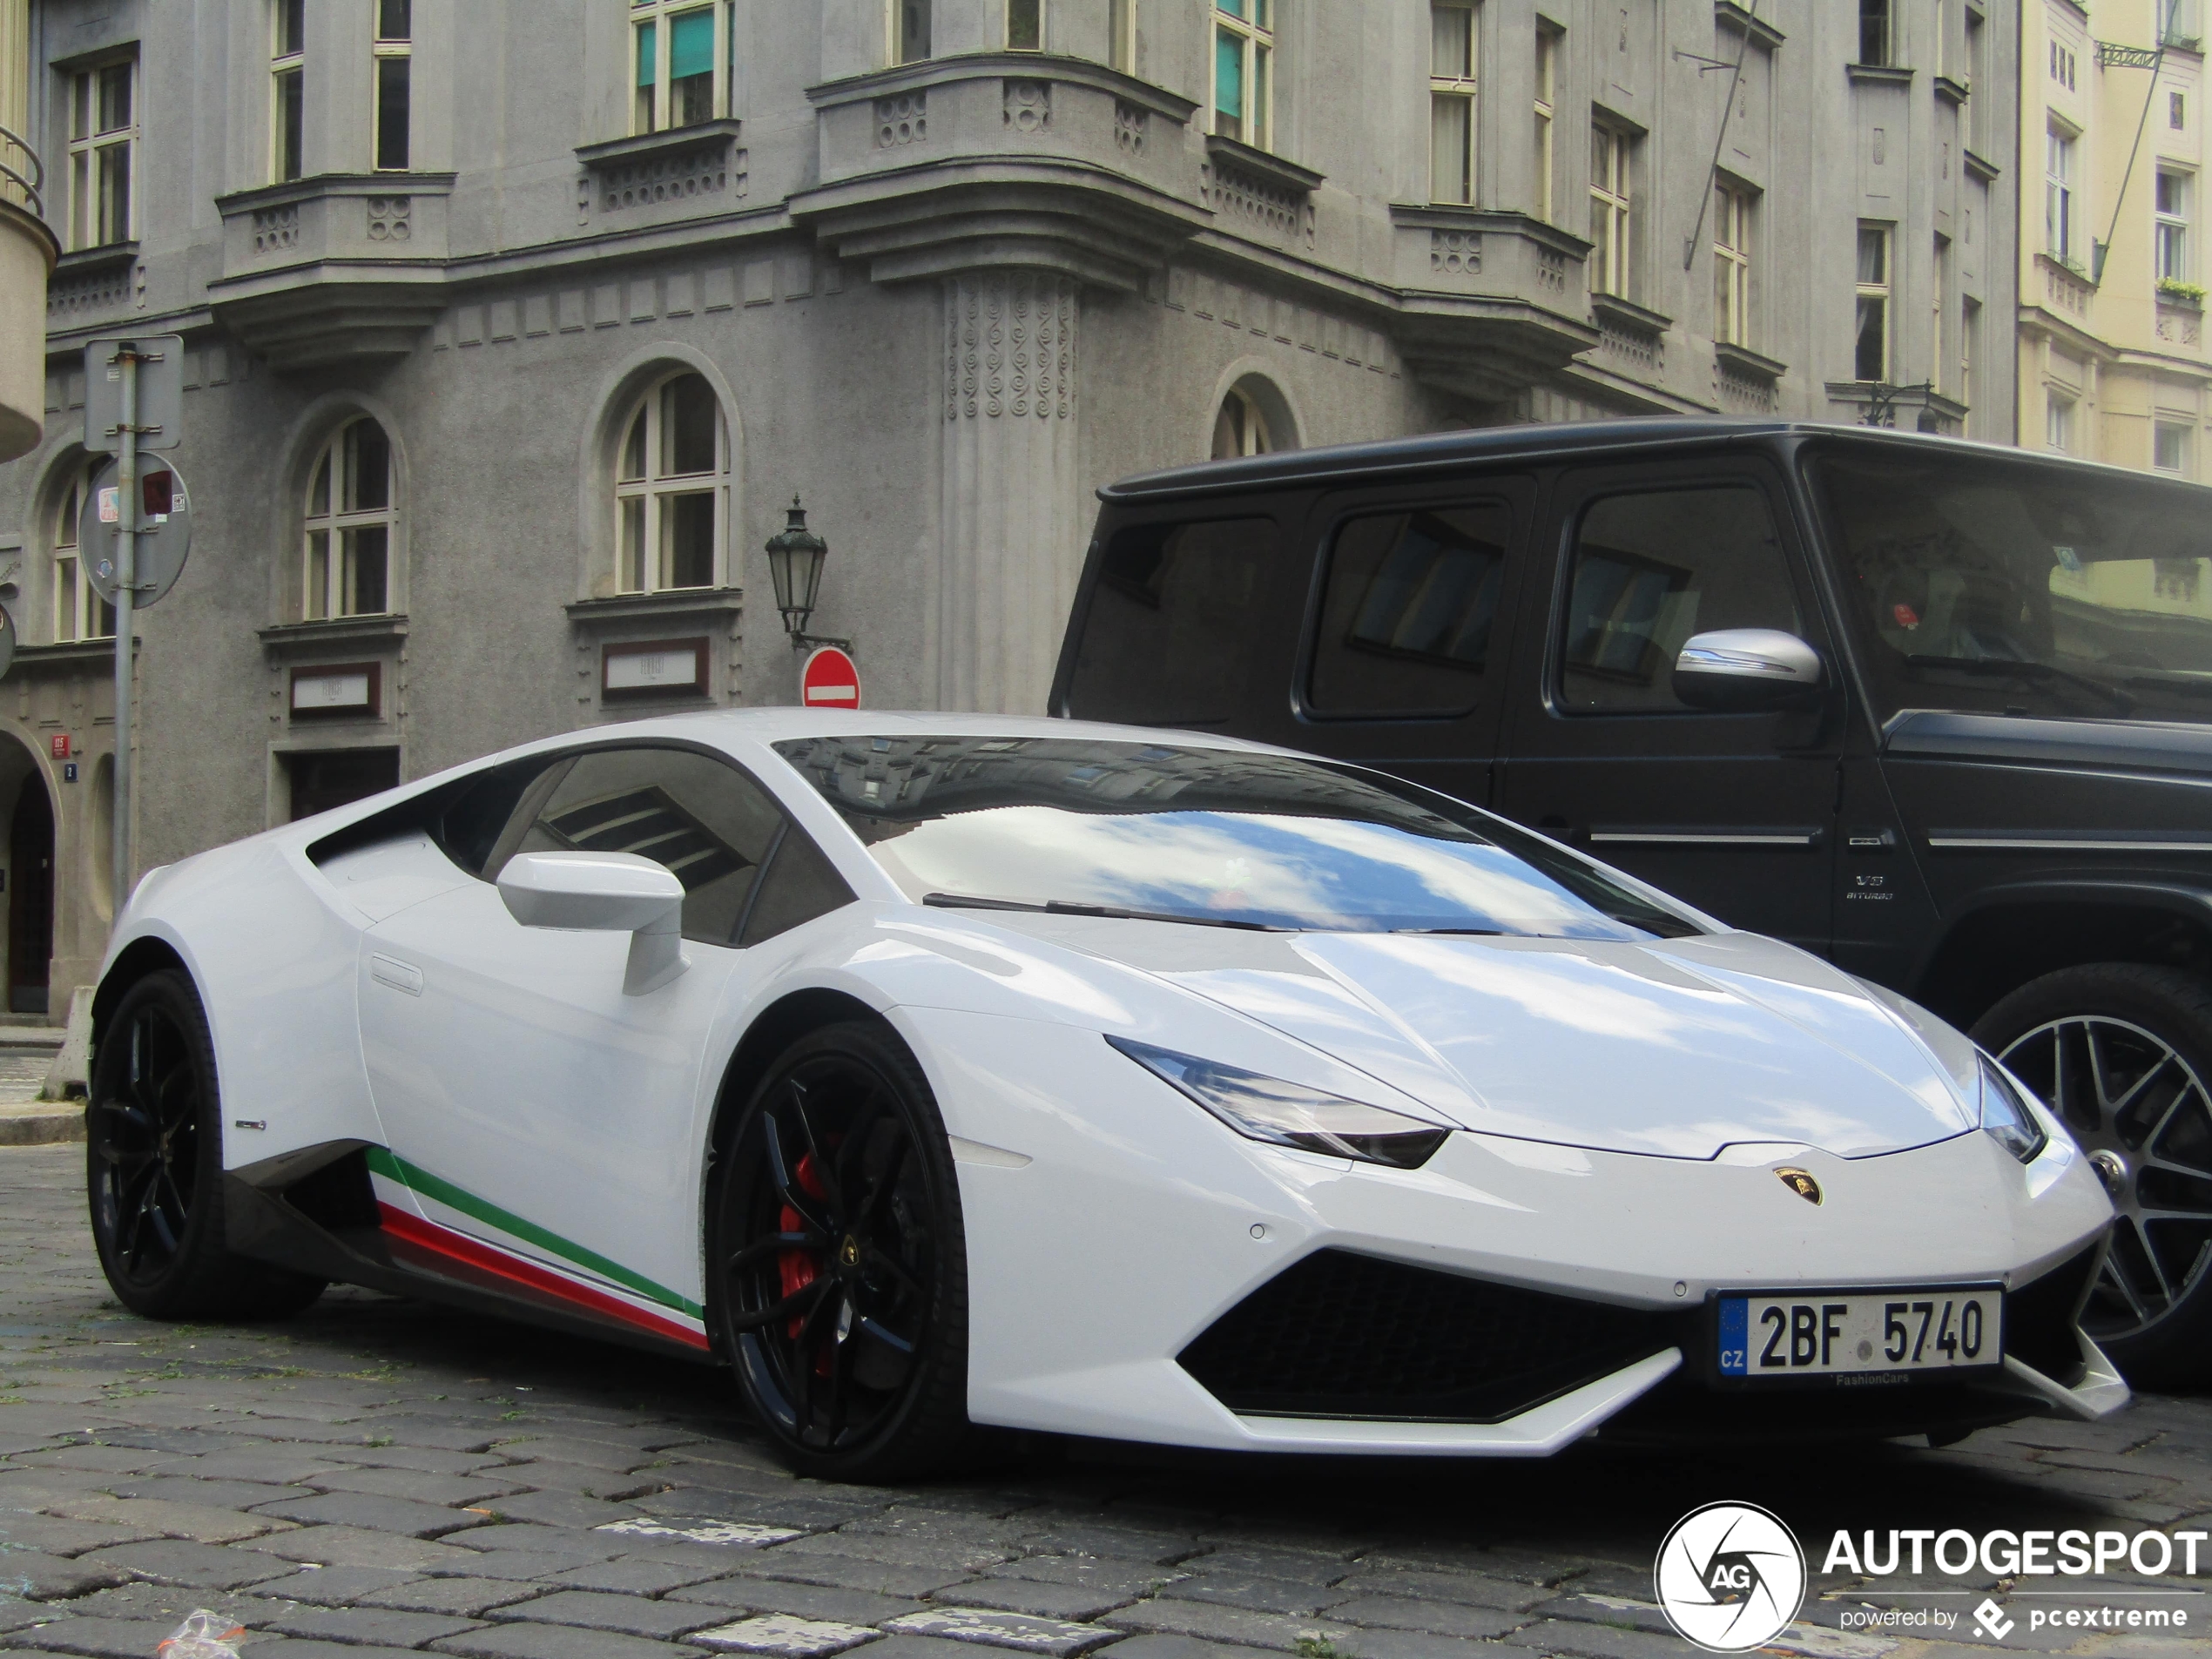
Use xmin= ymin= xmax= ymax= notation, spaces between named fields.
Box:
xmin=377 ymin=1202 xmax=710 ymax=1351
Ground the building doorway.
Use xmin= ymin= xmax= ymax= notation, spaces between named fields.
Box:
xmin=8 ymin=779 xmax=52 ymax=1015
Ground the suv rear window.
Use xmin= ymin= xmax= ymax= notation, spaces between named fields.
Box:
xmin=1065 ymin=517 xmax=1279 ymax=725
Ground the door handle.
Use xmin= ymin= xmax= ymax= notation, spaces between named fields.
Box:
xmin=369 ymin=954 xmax=424 ymax=997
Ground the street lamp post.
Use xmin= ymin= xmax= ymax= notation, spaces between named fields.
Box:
xmin=764 ymin=496 xmax=851 ymax=651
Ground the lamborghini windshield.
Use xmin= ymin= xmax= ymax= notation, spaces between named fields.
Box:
xmin=1811 ymin=442 xmax=2212 ymax=723
xmin=773 ymin=735 xmax=1699 ymax=940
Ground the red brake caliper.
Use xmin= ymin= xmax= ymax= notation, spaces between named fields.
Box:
xmin=777 ymin=1152 xmax=832 ymax=1369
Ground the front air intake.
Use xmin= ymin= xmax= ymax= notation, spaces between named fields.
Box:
xmin=1177 ymin=1248 xmax=1677 ymax=1423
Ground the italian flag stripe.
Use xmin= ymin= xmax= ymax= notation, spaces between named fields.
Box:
xmin=362 ymin=1145 xmax=706 ymax=1320
xmin=377 ymin=1203 xmax=710 ymax=1351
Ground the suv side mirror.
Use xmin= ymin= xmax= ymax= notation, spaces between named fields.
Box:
xmin=497 ymin=851 xmax=689 ymax=995
xmin=1672 ymin=629 xmax=1825 ymax=713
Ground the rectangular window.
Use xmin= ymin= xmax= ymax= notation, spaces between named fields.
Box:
xmin=1008 ymin=0 xmax=1042 ymax=51
xmin=1966 ymin=8 xmax=1987 ymax=149
xmin=1110 ymin=0 xmax=1136 ymax=71
xmin=1961 ymin=296 xmax=1980 ymax=420
xmin=374 ymin=0 xmax=410 ymax=171
xmin=2156 ymin=420 xmax=2192 ymax=474
xmin=51 ymin=468 xmax=114 ymax=644
xmin=1712 ymin=182 xmax=1750 ymax=346
xmin=2176 ymin=91 xmax=2189 ymax=130
xmin=272 ymin=0 xmax=304 ymax=182
xmin=2046 ymin=125 xmax=2076 ymax=264
xmin=1214 ymin=0 xmax=1273 ymax=151
xmin=2048 ymin=41 xmax=2075 ymax=89
xmin=65 ymin=58 xmax=135 ymax=249
xmin=1306 ymin=502 xmax=1514 ymax=718
xmin=635 ymin=0 xmax=727 ymax=132
xmin=2047 ymin=393 xmax=2074 ymax=453
xmin=1855 ymin=223 xmax=1891 ymax=382
xmin=1858 ymin=0 xmax=1890 ymax=66
xmin=1066 ymin=517 xmax=1280 ymax=726
xmin=1932 ymin=235 xmax=1949 ymax=395
xmin=2163 ymin=0 xmax=2200 ymax=47
xmin=2159 ymin=168 xmax=2191 ymax=281
xmin=894 ymin=0 xmax=931 ymax=64
xmin=1588 ymin=123 xmax=1631 ymax=297
xmin=1534 ymin=28 xmax=1556 ymax=221
xmin=1429 ymin=3 xmax=1476 ymax=205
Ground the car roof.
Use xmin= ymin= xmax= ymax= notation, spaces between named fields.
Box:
xmin=1095 ymin=417 xmax=2115 ymax=502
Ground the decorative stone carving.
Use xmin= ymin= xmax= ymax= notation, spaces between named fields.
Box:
xmin=366 ymin=197 xmax=410 ymax=242
xmin=1598 ymin=314 xmax=1661 ymax=372
xmin=597 ymin=147 xmax=731 ymax=211
xmin=1003 ymin=79 xmax=1050 ymax=133
xmin=2043 ymin=258 xmax=2092 ymax=318
xmin=1716 ymin=362 xmax=1778 ymax=412
xmin=1537 ymin=248 xmax=1568 ymax=293
xmin=876 ymin=91 xmax=927 ymax=148
xmin=253 ymin=205 xmax=300 ymax=255
xmin=1429 ymin=229 xmax=1480 ymax=276
xmin=47 ymin=260 xmax=132 ymax=318
xmin=1114 ymin=100 xmax=1149 ymax=155
xmin=2157 ymin=301 xmax=2203 ymax=347
xmin=938 ymin=272 xmax=1082 ymax=715
xmin=1201 ymin=158 xmax=1310 ymax=246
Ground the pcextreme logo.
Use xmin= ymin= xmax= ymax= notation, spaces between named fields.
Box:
xmin=1654 ymin=1501 xmax=1809 ymax=1652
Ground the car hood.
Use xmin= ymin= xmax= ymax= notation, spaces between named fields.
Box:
xmin=976 ymin=917 xmax=1979 ymax=1160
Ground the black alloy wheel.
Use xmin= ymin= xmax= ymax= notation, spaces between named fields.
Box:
xmin=85 ymin=970 xmax=323 ymax=1320
xmin=711 ymin=1021 xmax=971 ymax=1480
xmin=1974 ymin=963 xmax=2212 ymax=1386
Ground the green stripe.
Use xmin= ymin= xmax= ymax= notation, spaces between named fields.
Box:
xmin=364 ymin=1146 xmax=705 ymax=1319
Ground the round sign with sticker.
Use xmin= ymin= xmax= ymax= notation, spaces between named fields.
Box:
xmin=78 ymin=455 xmax=192 ymax=609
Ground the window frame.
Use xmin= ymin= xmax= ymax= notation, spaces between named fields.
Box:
xmin=1858 ymin=0 xmax=1891 ymax=67
xmin=2158 ymin=166 xmax=2192 ymax=282
xmin=1211 ymin=387 xmax=1272 ymax=459
xmin=631 ymin=0 xmax=732 ymax=136
xmin=373 ymin=0 xmax=412 ymax=171
xmin=1428 ymin=2 xmax=1478 ymax=206
xmin=1588 ymin=121 xmax=1632 ymax=298
xmin=64 ymin=56 xmax=136 ymax=251
xmin=2046 ymin=122 xmax=2078 ymax=266
xmin=2046 ymin=390 xmax=2075 ymax=454
xmin=1109 ymin=0 xmax=1136 ymax=71
xmin=271 ymin=0 xmax=304 ymax=183
xmin=613 ymin=373 xmax=731 ymax=597
xmin=1960 ymin=295 xmax=1980 ymax=423
xmin=1534 ymin=27 xmax=1557 ymax=222
xmin=51 ymin=458 xmax=113 ymax=644
xmin=300 ymin=417 xmax=398 ymax=624
xmin=891 ymin=0 xmax=932 ymax=66
xmin=1212 ymin=0 xmax=1274 ymax=152
xmin=1855 ymin=222 xmax=1892 ymax=384
xmin=2155 ymin=418 xmax=2193 ymax=475
xmin=1008 ymin=0 xmax=1043 ymax=51
xmin=1712 ymin=181 xmax=1751 ymax=347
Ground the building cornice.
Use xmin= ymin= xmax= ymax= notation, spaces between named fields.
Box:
xmin=805 ymin=52 xmax=1199 ymax=125
xmin=212 ymin=172 xmax=456 ymax=216
xmin=258 ymin=616 xmax=410 ymax=661
xmin=1716 ymin=1 xmax=1785 ymax=51
xmin=1963 ymin=147 xmax=2001 ymax=183
xmin=1846 ymin=64 xmax=1916 ymax=88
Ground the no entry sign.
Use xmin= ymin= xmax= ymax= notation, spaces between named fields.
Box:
xmin=800 ymin=645 xmax=860 ymax=710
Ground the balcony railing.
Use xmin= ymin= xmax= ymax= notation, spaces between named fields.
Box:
xmin=0 ymin=122 xmax=42 ymax=219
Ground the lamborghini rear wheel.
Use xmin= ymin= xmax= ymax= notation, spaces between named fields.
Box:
xmin=85 ymin=970 xmax=324 ymax=1321
xmin=710 ymin=1021 xmax=971 ymax=1481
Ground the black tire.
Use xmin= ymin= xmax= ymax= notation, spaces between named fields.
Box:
xmin=708 ymin=1020 xmax=972 ymax=1481
xmin=1972 ymin=963 xmax=2212 ymax=1386
xmin=85 ymin=970 xmax=325 ymax=1321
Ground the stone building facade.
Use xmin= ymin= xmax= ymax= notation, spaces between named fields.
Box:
xmin=0 ymin=0 xmax=2017 ymax=1016
xmin=2016 ymin=0 xmax=2212 ymax=475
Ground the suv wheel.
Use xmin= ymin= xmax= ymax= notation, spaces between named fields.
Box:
xmin=1973 ymin=963 xmax=2212 ymax=1387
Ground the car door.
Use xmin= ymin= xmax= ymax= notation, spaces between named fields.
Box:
xmin=1495 ymin=459 xmax=1844 ymax=954
xmin=1258 ymin=475 xmax=1537 ymax=810
xmin=355 ymin=741 xmax=820 ymax=1341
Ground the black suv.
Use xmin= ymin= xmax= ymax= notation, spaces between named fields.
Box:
xmin=1051 ymin=418 xmax=2212 ymax=1382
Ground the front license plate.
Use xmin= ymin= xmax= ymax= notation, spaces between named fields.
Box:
xmin=1716 ymin=1289 xmax=2003 ymax=1381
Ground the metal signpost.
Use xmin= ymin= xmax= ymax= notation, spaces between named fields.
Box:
xmin=81 ymin=335 xmax=185 ymax=915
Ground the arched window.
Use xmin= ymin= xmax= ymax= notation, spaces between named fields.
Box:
xmin=51 ymin=457 xmax=112 ymax=643
xmin=302 ymin=417 xmax=395 ymax=620
xmin=615 ymin=372 xmax=726 ymax=593
xmin=1212 ymin=386 xmax=1273 ymax=459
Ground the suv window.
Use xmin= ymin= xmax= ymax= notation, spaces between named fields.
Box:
xmin=1307 ymin=502 xmax=1511 ymax=717
xmin=1066 ymin=516 xmax=1280 ymax=725
xmin=1560 ymin=485 xmax=1799 ymax=713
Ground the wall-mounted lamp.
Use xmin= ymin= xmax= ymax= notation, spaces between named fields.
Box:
xmin=764 ymin=496 xmax=850 ymax=651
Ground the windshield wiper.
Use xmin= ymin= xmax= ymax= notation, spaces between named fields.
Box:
xmin=1903 ymin=655 xmax=2136 ymax=715
xmin=921 ymin=893 xmax=1284 ymax=931
xmin=1393 ymin=927 xmax=1506 ymax=935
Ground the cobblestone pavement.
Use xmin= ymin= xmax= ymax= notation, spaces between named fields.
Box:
xmin=2 ymin=1144 xmax=2210 ymax=1659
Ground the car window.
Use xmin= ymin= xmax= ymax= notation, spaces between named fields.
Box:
xmin=1813 ymin=444 xmax=2212 ymax=724
xmin=1066 ymin=516 xmax=1280 ymax=725
xmin=1560 ymin=485 xmax=1800 ymax=713
xmin=739 ymin=823 xmax=857 ymax=947
xmin=1306 ymin=502 xmax=1512 ymax=718
xmin=482 ymin=746 xmax=786 ymax=947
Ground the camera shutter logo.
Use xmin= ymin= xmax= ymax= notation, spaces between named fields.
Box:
xmin=1655 ymin=1501 xmax=1807 ymax=1652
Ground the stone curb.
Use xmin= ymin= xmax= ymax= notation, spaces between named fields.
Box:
xmin=0 ymin=1103 xmax=84 ymax=1144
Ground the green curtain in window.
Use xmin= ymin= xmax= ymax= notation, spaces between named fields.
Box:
xmin=1217 ymin=30 xmax=1243 ymax=119
xmin=636 ymin=20 xmax=656 ymax=84
xmin=671 ymin=9 xmax=715 ymax=79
